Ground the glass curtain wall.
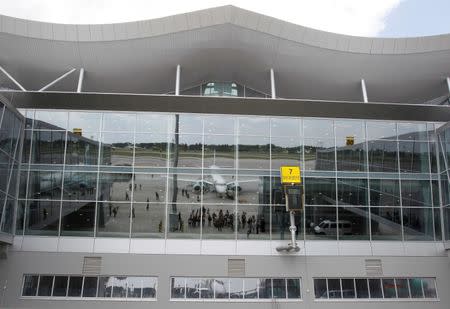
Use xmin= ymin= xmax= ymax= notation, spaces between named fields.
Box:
xmin=16 ymin=109 xmax=442 ymax=242
xmin=437 ymin=123 xmax=450 ymax=240
xmin=0 ymin=102 xmax=24 ymax=235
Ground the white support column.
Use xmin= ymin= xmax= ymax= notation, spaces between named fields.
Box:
xmin=175 ymin=65 xmax=181 ymax=95
xmin=361 ymin=79 xmax=368 ymax=103
xmin=270 ymin=68 xmax=276 ymax=99
xmin=446 ymin=77 xmax=450 ymax=93
xmin=0 ymin=65 xmax=26 ymax=91
xmin=77 ymin=68 xmax=84 ymax=93
xmin=38 ymin=68 xmax=76 ymax=92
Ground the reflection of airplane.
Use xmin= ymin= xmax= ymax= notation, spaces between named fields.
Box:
xmin=175 ymin=165 xmax=257 ymax=198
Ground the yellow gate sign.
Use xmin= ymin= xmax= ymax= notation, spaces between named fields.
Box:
xmin=346 ymin=135 xmax=354 ymax=146
xmin=280 ymin=166 xmax=301 ymax=184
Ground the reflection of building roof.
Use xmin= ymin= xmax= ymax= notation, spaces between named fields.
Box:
xmin=1 ymin=6 xmax=450 ymax=103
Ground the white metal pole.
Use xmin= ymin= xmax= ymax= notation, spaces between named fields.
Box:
xmin=175 ymin=65 xmax=181 ymax=96
xmin=361 ymin=79 xmax=368 ymax=103
xmin=0 ymin=65 xmax=26 ymax=91
xmin=446 ymin=77 xmax=450 ymax=93
xmin=77 ymin=68 xmax=84 ymax=93
xmin=270 ymin=68 xmax=276 ymax=99
xmin=38 ymin=68 xmax=76 ymax=92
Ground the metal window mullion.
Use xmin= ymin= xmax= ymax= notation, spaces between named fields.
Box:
xmin=396 ymin=124 xmax=405 ymax=242
xmin=325 ymin=278 xmax=329 ymax=299
xmin=420 ymin=278 xmax=426 ymax=298
xmin=200 ymin=119 xmax=204 ymax=242
xmin=364 ymin=121 xmax=373 ymax=243
xmin=163 ymin=115 xmax=171 ymax=244
xmin=57 ymin=125 xmax=69 ymax=238
xmin=407 ymin=278 xmax=412 ymax=299
xmin=65 ymin=276 xmax=69 ymax=297
xmin=22 ymin=113 xmax=35 ymax=236
xmin=36 ymin=275 xmax=40 ymax=297
xmin=380 ymin=278 xmax=385 ymax=299
xmin=353 ymin=278 xmax=357 ymax=298
xmin=269 ymin=118 xmax=272 ymax=242
xmin=93 ymin=113 xmax=103 ymax=239
xmin=235 ymin=119 xmax=238 ymax=242
xmin=301 ymin=119 xmax=306 ymax=243
xmin=80 ymin=276 xmax=85 ymax=298
xmin=50 ymin=276 xmax=55 ymax=296
xmin=426 ymin=137 xmax=437 ymax=240
xmin=129 ymin=114 xmax=137 ymax=243
xmin=333 ymin=121 xmax=339 ymax=243
xmin=435 ymin=129 xmax=446 ymax=240
xmin=394 ymin=278 xmax=398 ymax=298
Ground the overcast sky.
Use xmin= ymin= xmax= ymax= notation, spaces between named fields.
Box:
xmin=1 ymin=0 xmax=449 ymax=37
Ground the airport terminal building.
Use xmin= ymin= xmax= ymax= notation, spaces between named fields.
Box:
xmin=1 ymin=5 xmax=450 ymax=309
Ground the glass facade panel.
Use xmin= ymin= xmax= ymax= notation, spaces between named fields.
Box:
xmin=306 ymin=206 xmax=337 ymax=240
xmin=101 ymin=132 xmax=134 ymax=166
xmin=338 ymin=207 xmax=370 ymax=240
xmin=96 ymin=202 xmax=131 ymax=237
xmin=402 ymin=208 xmax=434 ymax=241
xmin=229 ymin=278 xmax=243 ymax=298
xmin=31 ymin=130 xmax=66 ymax=164
xmin=304 ymin=138 xmax=335 ymax=171
xmin=368 ymin=140 xmax=398 ymax=172
xmin=238 ymin=136 xmax=270 ymax=170
xmin=370 ymin=207 xmax=402 ymax=240
xmin=369 ymin=179 xmax=401 ymax=206
xmin=305 ymin=178 xmax=336 ymax=205
xmin=60 ymin=201 xmax=95 ymax=236
xmin=9 ymin=110 xmax=448 ymax=244
xmin=272 ymin=278 xmax=286 ymax=298
xmin=52 ymin=276 xmax=68 ymax=297
xmin=337 ymin=178 xmax=368 ymax=206
xmin=25 ymin=200 xmax=59 ymax=235
xmin=398 ymin=141 xmax=430 ymax=173
xmin=65 ymin=132 xmax=99 ymax=166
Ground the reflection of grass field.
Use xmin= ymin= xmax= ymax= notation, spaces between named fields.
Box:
xmin=113 ymin=149 xmax=314 ymax=161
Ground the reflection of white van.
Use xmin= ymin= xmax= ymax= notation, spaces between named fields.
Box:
xmin=314 ymin=220 xmax=352 ymax=235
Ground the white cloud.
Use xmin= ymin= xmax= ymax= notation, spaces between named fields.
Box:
xmin=0 ymin=0 xmax=403 ymax=36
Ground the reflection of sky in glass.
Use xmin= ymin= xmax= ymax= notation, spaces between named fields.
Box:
xmin=136 ymin=114 xmax=170 ymax=134
xmin=366 ymin=121 xmax=396 ymax=140
xmin=68 ymin=112 xmax=101 ymax=132
xmin=271 ymin=118 xmax=301 ymax=137
xmin=238 ymin=117 xmax=270 ymax=136
xmin=103 ymin=113 xmax=136 ymax=132
xmin=204 ymin=115 xmax=235 ymax=134
xmin=35 ymin=110 xmax=68 ymax=130
xmin=304 ymin=119 xmax=333 ymax=138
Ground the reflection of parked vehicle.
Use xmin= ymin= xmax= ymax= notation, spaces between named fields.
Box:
xmin=314 ymin=220 xmax=352 ymax=235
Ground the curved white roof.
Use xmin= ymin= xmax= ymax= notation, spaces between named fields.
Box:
xmin=0 ymin=5 xmax=450 ymax=103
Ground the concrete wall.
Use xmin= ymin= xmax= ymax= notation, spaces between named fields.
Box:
xmin=0 ymin=251 xmax=449 ymax=309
